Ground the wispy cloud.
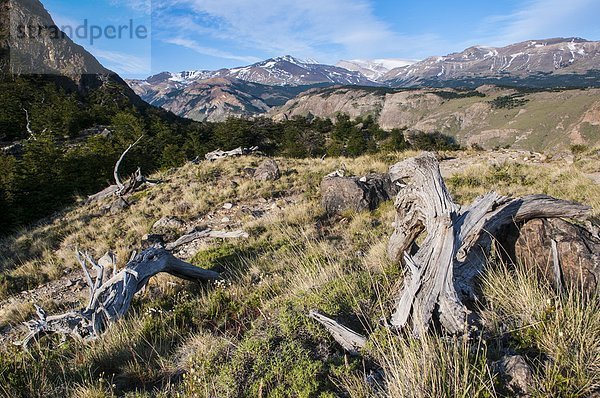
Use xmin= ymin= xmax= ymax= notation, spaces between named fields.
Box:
xmin=93 ymin=49 xmax=151 ymax=75
xmin=477 ymin=0 xmax=600 ymax=46
xmin=163 ymin=37 xmax=261 ymax=63
xmin=153 ymin=0 xmax=443 ymax=62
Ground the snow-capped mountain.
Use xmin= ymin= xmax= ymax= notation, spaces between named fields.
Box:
xmin=382 ymin=38 xmax=600 ymax=87
xmin=127 ymin=74 xmax=323 ymax=122
xmin=212 ymin=55 xmax=376 ymax=86
xmin=127 ymin=55 xmax=378 ymax=121
xmin=135 ymin=56 xmax=377 ymax=89
xmin=127 ymin=39 xmax=600 ymax=121
xmin=336 ymin=59 xmax=417 ymax=80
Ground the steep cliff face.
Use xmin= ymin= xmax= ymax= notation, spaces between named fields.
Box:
xmin=270 ymin=86 xmax=600 ymax=151
xmin=0 ymin=0 xmax=170 ymax=145
xmin=1 ymin=0 xmax=108 ymax=77
xmin=0 ymin=0 xmax=142 ymax=101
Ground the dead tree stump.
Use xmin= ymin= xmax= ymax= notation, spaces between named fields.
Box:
xmin=310 ymin=152 xmax=594 ymax=354
xmin=386 ymin=152 xmax=591 ymax=336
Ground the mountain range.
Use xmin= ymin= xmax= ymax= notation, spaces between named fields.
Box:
xmin=3 ymin=0 xmax=600 ymax=153
xmin=382 ymin=37 xmax=600 ymax=88
xmin=128 ymin=38 xmax=600 ymax=123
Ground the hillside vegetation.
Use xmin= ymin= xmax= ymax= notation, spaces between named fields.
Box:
xmin=0 ymin=111 xmax=458 ymax=234
xmin=0 ymin=149 xmax=598 ymax=397
xmin=270 ymin=86 xmax=600 ymax=151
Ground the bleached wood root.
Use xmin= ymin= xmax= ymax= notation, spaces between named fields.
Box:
xmin=21 ymin=248 xmax=219 ymax=348
xmin=309 ymin=311 xmax=366 ymax=356
xmin=166 ymin=229 xmax=249 ymax=251
xmin=114 ymin=135 xmax=144 ymax=195
xmin=205 ymin=146 xmax=260 ymax=161
xmin=387 ymin=152 xmax=591 ymax=336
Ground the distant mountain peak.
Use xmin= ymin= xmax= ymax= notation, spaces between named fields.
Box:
xmin=268 ymin=55 xmax=317 ymax=65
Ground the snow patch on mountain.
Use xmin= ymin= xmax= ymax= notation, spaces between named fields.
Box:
xmin=336 ymin=59 xmax=417 ymax=80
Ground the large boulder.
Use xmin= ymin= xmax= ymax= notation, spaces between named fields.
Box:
xmin=254 ymin=159 xmax=281 ymax=181
xmin=321 ymin=172 xmax=399 ymax=216
xmin=513 ymin=218 xmax=599 ymax=292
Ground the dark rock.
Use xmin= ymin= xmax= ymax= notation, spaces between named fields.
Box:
xmin=254 ymin=159 xmax=281 ymax=181
xmin=513 ymin=218 xmax=599 ymax=292
xmin=243 ymin=167 xmax=256 ymax=177
xmin=321 ymin=173 xmax=400 ymax=216
xmin=493 ymin=355 xmax=532 ymax=396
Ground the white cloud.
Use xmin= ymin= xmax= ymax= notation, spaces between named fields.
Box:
xmin=93 ymin=49 xmax=151 ymax=74
xmin=163 ymin=37 xmax=261 ymax=63
xmin=109 ymin=0 xmax=152 ymax=15
xmin=154 ymin=0 xmax=442 ymax=62
xmin=478 ymin=0 xmax=600 ymax=46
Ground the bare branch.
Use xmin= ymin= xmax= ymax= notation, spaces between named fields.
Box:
xmin=114 ymin=135 xmax=144 ymax=195
xmin=22 ymin=108 xmax=36 ymax=141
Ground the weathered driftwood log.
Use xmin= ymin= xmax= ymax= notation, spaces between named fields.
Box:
xmin=309 ymin=311 xmax=367 ymax=356
xmin=387 ymin=152 xmax=591 ymax=336
xmin=22 ymin=248 xmax=220 ymax=347
xmin=166 ymin=228 xmax=250 ymax=251
xmin=205 ymin=146 xmax=260 ymax=161
xmin=321 ymin=172 xmax=399 ymax=216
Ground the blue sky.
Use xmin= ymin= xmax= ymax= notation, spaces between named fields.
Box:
xmin=42 ymin=0 xmax=600 ymax=79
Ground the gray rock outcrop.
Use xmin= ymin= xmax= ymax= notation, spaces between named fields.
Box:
xmin=321 ymin=172 xmax=399 ymax=216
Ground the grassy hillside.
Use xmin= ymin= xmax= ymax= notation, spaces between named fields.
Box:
xmin=0 ymin=150 xmax=598 ymax=397
xmin=271 ymin=86 xmax=600 ymax=152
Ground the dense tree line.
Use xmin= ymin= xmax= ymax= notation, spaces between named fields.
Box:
xmin=0 ymin=78 xmax=461 ymax=233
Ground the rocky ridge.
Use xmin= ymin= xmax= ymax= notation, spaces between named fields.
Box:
xmin=269 ymin=85 xmax=600 ymax=151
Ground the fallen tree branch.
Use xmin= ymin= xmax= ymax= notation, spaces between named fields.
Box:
xmin=309 ymin=311 xmax=366 ymax=356
xmin=166 ymin=228 xmax=249 ymax=251
xmin=205 ymin=146 xmax=260 ymax=161
xmin=22 ymin=248 xmax=220 ymax=348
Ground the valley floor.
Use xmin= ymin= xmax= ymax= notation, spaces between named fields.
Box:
xmin=0 ymin=149 xmax=599 ymax=397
